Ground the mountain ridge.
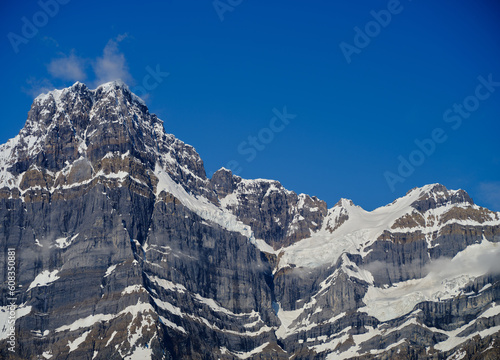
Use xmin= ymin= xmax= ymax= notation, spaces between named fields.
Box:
xmin=0 ymin=81 xmax=499 ymax=359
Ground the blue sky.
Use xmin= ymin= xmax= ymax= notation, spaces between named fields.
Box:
xmin=1 ymin=0 xmax=499 ymax=211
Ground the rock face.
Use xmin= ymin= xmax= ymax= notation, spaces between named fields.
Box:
xmin=211 ymin=170 xmax=328 ymax=249
xmin=0 ymin=81 xmax=499 ymax=359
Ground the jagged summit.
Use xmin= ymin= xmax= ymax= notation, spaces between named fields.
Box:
xmin=403 ymin=183 xmax=475 ymax=212
xmin=35 ymin=80 xmax=144 ymax=105
xmin=29 ymin=80 xmax=149 ymax=142
xmin=405 ymin=183 xmax=459 ymax=197
xmin=0 ymin=81 xmax=207 ymax=195
xmin=333 ymin=197 xmax=355 ymax=208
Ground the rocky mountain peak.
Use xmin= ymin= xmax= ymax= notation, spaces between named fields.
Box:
xmin=16 ymin=81 xmax=155 ymax=164
xmin=209 ymin=167 xmax=240 ymax=199
xmin=333 ymin=198 xmax=355 ymax=208
xmin=29 ymin=80 xmax=151 ymax=136
xmin=0 ymin=81 xmax=209 ymax=197
xmin=409 ymin=183 xmax=474 ymax=212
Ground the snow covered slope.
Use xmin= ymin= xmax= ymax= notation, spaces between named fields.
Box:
xmin=277 ymin=184 xmax=500 ymax=270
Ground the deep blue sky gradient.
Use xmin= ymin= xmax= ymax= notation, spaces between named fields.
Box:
xmin=1 ymin=0 xmax=499 ymax=210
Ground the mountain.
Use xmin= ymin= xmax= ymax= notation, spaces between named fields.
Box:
xmin=0 ymin=81 xmax=499 ymax=360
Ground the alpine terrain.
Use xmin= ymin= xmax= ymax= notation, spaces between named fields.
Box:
xmin=0 ymin=81 xmax=499 ymax=360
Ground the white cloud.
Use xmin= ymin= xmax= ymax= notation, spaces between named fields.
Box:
xmin=23 ymin=77 xmax=55 ymax=98
xmin=92 ymin=34 xmax=132 ymax=86
xmin=47 ymin=51 xmax=86 ymax=82
xmin=424 ymin=243 xmax=500 ymax=278
xmin=477 ymin=181 xmax=500 ymax=211
xmin=25 ymin=34 xmax=134 ymax=98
